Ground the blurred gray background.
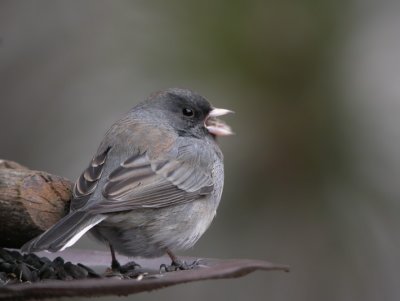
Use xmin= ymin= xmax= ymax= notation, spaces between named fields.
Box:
xmin=1 ymin=1 xmax=400 ymax=300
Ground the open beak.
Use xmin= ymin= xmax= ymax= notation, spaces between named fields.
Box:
xmin=205 ymin=108 xmax=234 ymax=136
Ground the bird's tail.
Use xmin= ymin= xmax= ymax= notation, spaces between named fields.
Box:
xmin=21 ymin=211 xmax=106 ymax=253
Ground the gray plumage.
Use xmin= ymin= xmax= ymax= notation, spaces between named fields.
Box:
xmin=21 ymin=88 xmax=231 ymax=259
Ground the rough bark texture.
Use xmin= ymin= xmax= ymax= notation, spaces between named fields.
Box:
xmin=0 ymin=160 xmax=72 ymax=248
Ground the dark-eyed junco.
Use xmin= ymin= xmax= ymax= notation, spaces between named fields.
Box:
xmin=22 ymin=88 xmax=233 ymax=271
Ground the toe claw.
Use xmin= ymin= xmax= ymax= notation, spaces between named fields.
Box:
xmin=159 ymin=258 xmax=202 ymax=273
xmin=120 ymin=261 xmax=141 ymax=273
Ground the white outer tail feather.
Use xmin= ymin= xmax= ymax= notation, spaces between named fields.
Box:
xmin=59 ymin=216 xmax=106 ymax=251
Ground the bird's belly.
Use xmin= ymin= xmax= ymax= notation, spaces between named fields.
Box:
xmin=90 ymin=199 xmax=218 ymax=258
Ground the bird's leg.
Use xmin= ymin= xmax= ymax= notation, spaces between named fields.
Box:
xmin=159 ymin=249 xmax=202 ymax=272
xmin=109 ymin=243 xmax=141 ymax=273
xmin=167 ymin=249 xmax=182 ymax=266
xmin=109 ymin=243 xmax=121 ymax=271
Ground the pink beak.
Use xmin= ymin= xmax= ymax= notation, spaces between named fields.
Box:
xmin=205 ymin=108 xmax=234 ymax=136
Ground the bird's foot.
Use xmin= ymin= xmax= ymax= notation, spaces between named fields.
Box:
xmin=106 ymin=260 xmax=142 ymax=278
xmin=107 ymin=244 xmax=142 ymax=278
xmin=109 ymin=259 xmax=141 ymax=272
xmin=159 ymin=258 xmax=202 ymax=273
xmin=119 ymin=261 xmax=142 ymax=273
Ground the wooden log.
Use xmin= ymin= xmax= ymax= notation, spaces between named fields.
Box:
xmin=0 ymin=159 xmax=72 ymax=248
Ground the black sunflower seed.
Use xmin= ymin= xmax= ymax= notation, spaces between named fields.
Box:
xmin=77 ymin=263 xmax=101 ymax=278
xmin=14 ymin=263 xmax=32 ymax=282
xmin=64 ymin=262 xmax=88 ymax=279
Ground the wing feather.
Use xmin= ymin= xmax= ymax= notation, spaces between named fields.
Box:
xmin=71 ymin=146 xmax=111 ymax=211
xmin=91 ymin=150 xmax=213 ymax=213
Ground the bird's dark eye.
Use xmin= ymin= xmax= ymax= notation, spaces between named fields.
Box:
xmin=182 ymin=108 xmax=194 ymax=117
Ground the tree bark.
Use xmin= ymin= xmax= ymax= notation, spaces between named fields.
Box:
xmin=0 ymin=159 xmax=72 ymax=248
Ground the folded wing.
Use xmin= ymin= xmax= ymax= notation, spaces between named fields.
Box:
xmin=91 ymin=151 xmax=214 ymax=213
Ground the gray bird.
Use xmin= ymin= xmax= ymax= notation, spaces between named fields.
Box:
xmin=21 ymin=88 xmax=233 ymax=271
